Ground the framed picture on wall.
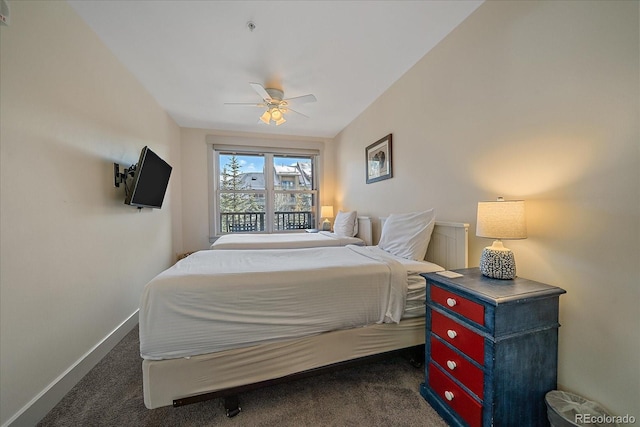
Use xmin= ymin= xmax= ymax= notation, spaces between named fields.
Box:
xmin=366 ymin=134 xmax=392 ymax=184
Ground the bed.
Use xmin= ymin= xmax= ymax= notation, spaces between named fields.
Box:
xmin=141 ymin=212 xmax=469 ymax=412
xmin=210 ymin=214 xmax=372 ymax=249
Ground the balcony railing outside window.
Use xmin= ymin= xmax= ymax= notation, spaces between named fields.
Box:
xmin=220 ymin=211 xmax=314 ymax=233
xmin=274 ymin=211 xmax=312 ymax=230
xmin=221 ymin=212 xmax=265 ymax=232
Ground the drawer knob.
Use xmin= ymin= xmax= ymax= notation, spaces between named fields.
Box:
xmin=446 ymin=360 xmax=457 ymax=370
xmin=447 ymin=329 xmax=457 ymax=339
xmin=444 ymin=391 xmax=454 ymax=401
xmin=446 ymin=298 xmax=457 ymax=307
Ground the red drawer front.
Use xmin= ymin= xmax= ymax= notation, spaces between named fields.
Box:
xmin=431 ymin=336 xmax=484 ymax=398
xmin=431 ymin=310 xmax=484 ymax=365
xmin=430 ymin=284 xmax=485 ymax=325
xmin=429 ymin=363 xmax=482 ymax=427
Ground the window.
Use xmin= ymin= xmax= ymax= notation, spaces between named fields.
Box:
xmin=211 ymin=147 xmax=319 ymax=237
xmin=218 ymin=153 xmax=265 ymax=233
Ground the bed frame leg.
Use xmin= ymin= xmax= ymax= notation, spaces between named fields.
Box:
xmin=404 ymin=345 xmax=424 ymax=369
xmin=224 ymin=395 xmax=241 ymax=418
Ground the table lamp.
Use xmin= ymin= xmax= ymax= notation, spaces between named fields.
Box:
xmin=476 ymin=197 xmax=527 ymax=279
xmin=320 ymin=205 xmax=334 ymax=231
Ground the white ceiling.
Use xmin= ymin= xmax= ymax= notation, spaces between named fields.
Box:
xmin=68 ymin=1 xmax=482 ymax=139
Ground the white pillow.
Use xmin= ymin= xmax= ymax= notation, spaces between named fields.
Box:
xmin=333 ymin=210 xmax=358 ymax=237
xmin=378 ymin=209 xmax=436 ymax=260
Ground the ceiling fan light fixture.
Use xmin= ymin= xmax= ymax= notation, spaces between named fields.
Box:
xmin=275 ymin=117 xmax=286 ymax=126
xmin=259 ymin=110 xmax=271 ymax=124
xmin=270 ymin=108 xmax=283 ymax=121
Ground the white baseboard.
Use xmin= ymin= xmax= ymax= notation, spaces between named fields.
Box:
xmin=3 ymin=311 xmax=139 ymax=427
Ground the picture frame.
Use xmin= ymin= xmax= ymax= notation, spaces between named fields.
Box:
xmin=365 ymin=134 xmax=392 ymax=184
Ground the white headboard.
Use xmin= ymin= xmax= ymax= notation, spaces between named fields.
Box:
xmin=379 ymin=218 xmax=469 ymax=270
xmin=355 ymin=216 xmax=373 ymax=246
xmin=426 ymin=221 xmax=469 ymax=270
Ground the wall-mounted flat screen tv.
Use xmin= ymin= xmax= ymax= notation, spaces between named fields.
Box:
xmin=125 ymin=146 xmax=172 ymax=209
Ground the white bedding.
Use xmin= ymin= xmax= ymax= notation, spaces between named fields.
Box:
xmin=139 ymin=245 xmax=442 ymax=361
xmin=394 ymin=255 xmax=435 ymax=319
xmin=210 ymin=231 xmax=364 ymax=250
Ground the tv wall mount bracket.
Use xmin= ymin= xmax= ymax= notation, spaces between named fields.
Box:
xmin=113 ymin=162 xmax=137 ymax=188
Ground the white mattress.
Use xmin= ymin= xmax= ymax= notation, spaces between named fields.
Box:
xmin=139 ymin=245 xmax=442 ymax=360
xmin=210 ymin=231 xmax=364 ymax=250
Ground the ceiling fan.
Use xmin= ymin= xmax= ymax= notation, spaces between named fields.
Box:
xmin=225 ymin=83 xmax=317 ymax=126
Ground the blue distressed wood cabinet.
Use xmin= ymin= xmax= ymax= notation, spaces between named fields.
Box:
xmin=420 ymin=268 xmax=566 ymax=427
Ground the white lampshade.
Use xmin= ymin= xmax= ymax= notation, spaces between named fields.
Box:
xmin=320 ymin=205 xmax=334 ymax=218
xmin=476 ymin=199 xmax=527 ymax=240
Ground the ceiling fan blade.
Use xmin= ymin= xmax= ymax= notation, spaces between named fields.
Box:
xmin=283 ymin=94 xmax=317 ymax=104
xmin=284 ymin=107 xmax=310 ymax=119
xmin=249 ymin=82 xmax=272 ymax=102
xmin=224 ymin=102 xmax=267 ymax=107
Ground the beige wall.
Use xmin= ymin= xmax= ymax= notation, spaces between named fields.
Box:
xmin=2 ymin=0 xmax=638 ymax=424
xmin=334 ymin=0 xmax=639 ymax=418
xmin=0 ymin=2 xmax=182 ymax=425
xmin=180 ymin=128 xmax=333 ymax=252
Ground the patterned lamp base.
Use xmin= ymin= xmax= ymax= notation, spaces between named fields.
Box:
xmin=479 ymin=247 xmax=516 ymax=279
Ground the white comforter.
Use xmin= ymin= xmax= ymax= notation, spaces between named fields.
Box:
xmin=139 ymin=246 xmax=441 ymax=360
xmin=210 ymin=231 xmax=364 ymax=250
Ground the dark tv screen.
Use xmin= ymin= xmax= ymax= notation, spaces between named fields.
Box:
xmin=125 ymin=146 xmax=172 ymax=209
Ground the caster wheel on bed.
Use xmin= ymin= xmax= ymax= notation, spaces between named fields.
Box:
xmin=408 ymin=357 xmax=423 ymax=369
xmin=224 ymin=396 xmax=241 ymax=418
xmin=226 ymin=407 xmax=241 ymax=418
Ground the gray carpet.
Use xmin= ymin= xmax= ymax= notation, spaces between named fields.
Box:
xmin=38 ymin=327 xmax=447 ymax=426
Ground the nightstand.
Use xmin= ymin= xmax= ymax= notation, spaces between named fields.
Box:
xmin=420 ymin=268 xmax=566 ymax=427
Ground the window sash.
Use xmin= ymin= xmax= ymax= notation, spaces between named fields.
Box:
xmin=211 ymin=148 xmax=319 ymax=237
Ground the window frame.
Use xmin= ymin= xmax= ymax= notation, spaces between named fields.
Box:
xmin=209 ymin=144 xmax=320 ymax=241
